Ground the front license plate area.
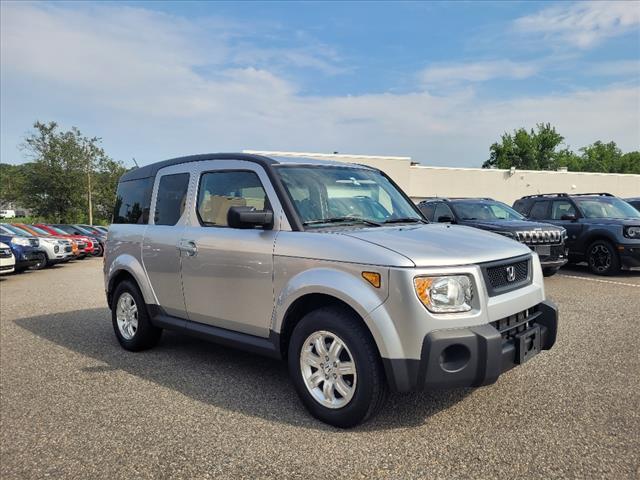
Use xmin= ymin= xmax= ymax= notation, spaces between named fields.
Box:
xmin=516 ymin=326 xmax=541 ymax=364
xmin=534 ymin=245 xmax=551 ymax=256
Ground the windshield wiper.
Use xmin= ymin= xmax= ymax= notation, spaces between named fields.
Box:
xmin=303 ymin=217 xmax=382 ymax=227
xmin=381 ymin=217 xmax=427 ymax=224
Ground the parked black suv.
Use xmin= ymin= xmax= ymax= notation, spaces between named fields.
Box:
xmin=513 ymin=193 xmax=640 ymax=275
xmin=418 ymin=197 xmax=568 ymax=276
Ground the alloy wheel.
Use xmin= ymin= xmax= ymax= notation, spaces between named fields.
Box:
xmin=590 ymin=244 xmax=611 ymax=273
xmin=116 ymin=292 xmax=138 ymax=340
xmin=299 ymin=330 xmax=357 ymax=409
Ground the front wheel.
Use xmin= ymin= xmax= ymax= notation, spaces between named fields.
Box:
xmin=29 ymin=253 xmax=47 ymax=270
xmin=542 ymin=267 xmax=559 ymax=277
xmin=587 ymin=240 xmax=620 ymax=276
xmin=288 ymin=306 xmax=387 ymax=428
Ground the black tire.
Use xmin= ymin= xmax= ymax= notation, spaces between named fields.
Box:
xmin=587 ymin=240 xmax=620 ymax=276
xmin=288 ymin=306 xmax=387 ymax=428
xmin=111 ymin=280 xmax=162 ymax=351
xmin=542 ymin=267 xmax=559 ymax=277
xmin=92 ymin=243 xmax=103 ymax=257
xmin=29 ymin=252 xmax=47 ymax=270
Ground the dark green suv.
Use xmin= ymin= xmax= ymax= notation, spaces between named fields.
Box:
xmin=513 ymin=193 xmax=640 ymax=275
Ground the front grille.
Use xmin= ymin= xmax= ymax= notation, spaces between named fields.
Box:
xmin=491 ymin=307 xmax=537 ymax=341
xmin=29 ymin=238 xmax=39 ymax=247
xmin=0 ymin=249 xmax=12 ymax=258
xmin=481 ymin=255 xmax=532 ymax=297
xmin=516 ymin=230 xmax=563 ymax=244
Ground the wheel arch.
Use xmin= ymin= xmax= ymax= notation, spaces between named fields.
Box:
xmin=106 ymin=254 xmax=156 ymax=308
xmin=273 ymin=267 xmax=397 ymax=360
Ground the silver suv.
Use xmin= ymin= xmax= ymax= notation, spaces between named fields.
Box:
xmin=104 ymin=153 xmax=558 ymax=427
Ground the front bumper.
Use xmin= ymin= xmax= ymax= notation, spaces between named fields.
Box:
xmin=383 ymin=300 xmax=558 ymax=392
xmin=618 ymin=244 xmax=640 ymax=269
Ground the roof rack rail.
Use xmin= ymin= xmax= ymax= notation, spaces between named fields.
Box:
xmin=447 ymin=197 xmax=495 ymax=201
xmin=520 ymin=193 xmax=569 ymax=199
xmin=569 ymin=192 xmax=614 ymax=197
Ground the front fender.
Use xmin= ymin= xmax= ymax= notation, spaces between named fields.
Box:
xmin=273 ymin=263 xmax=402 ymax=359
xmin=106 ymin=253 xmax=157 ymax=306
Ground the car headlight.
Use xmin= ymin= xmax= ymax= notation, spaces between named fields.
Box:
xmin=624 ymin=226 xmax=640 ymax=239
xmin=10 ymin=237 xmax=30 ymax=246
xmin=414 ymin=275 xmax=473 ymax=313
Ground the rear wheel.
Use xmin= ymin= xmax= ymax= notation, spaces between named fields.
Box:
xmin=587 ymin=240 xmax=620 ymax=276
xmin=112 ymin=280 xmax=162 ymax=351
xmin=288 ymin=306 xmax=387 ymax=428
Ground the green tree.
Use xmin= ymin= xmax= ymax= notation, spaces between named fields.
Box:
xmin=484 ymin=124 xmax=640 ymax=174
xmin=0 ymin=163 xmax=28 ymax=205
xmin=483 ymin=123 xmax=564 ymax=170
xmin=19 ymin=121 xmax=125 ymax=223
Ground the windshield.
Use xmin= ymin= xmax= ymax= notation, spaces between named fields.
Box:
xmin=276 ymin=166 xmax=423 ymax=227
xmin=27 ymin=225 xmax=50 ymax=235
xmin=0 ymin=224 xmax=28 ymax=236
xmin=50 ymin=226 xmax=70 ymax=235
xmin=450 ymin=201 xmax=524 ymax=221
xmin=575 ymin=197 xmax=640 ymax=219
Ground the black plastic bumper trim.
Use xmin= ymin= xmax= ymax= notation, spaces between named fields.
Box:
xmin=382 ymin=300 xmax=559 ymax=392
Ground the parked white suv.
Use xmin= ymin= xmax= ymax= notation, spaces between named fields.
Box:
xmin=0 ymin=242 xmax=15 ymax=274
xmin=104 ymin=153 xmax=558 ymax=427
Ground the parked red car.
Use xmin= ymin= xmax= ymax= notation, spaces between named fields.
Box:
xmin=34 ymin=224 xmax=95 ymax=256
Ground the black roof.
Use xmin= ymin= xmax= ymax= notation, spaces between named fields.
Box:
xmin=119 ymin=153 xmax=277 ymax=182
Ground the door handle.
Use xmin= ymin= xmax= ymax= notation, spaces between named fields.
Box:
xmin=178 ymin=240 xmax=198 ymax=256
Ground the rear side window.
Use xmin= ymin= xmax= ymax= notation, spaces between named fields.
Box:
xmin=113 ymin=177 xmax=153 ymax=224
xmin=154 ymin=173 xmax=190 ymax=226
xmin=197 ymin=171 xmax=267 ymax=227
xmin=419 ymin=203 xmax=436 ymax=221
xmin=529 ymin=201 xmax=549 ymax=220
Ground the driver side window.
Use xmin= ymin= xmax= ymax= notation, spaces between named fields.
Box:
xmin=434 ymin=202 xmax=454 ymax=222
xmin=551 ymin=200 xmax=576 ymax=220
xmin=197 ymin=171 xmax=267 ymax=227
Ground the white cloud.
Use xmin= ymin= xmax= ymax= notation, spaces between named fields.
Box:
xmin=514 ymin=1 xmax=640 ymax=48
xmin=1 ymin=2 xmax=639 ymax=168
xmin=420 ymin=60 xmax=538 ymax=86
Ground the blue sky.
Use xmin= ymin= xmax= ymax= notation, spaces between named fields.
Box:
xmin=1 ymin=1 xmax=639 ymax=168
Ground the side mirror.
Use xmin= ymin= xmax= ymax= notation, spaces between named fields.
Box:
xmin=560 ymin=214 xmax=577 ymax=221
xmin=437 ymin=215 xmax=454 ymax=223
xmin=227 ymin=206 xmax=274 ymax=229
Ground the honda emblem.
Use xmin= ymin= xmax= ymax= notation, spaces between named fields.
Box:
xmin=506 ymin=266 xmax=516 ymax=282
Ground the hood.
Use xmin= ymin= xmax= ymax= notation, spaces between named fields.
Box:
xmin=462 ymin=219 xmax=562 ymax=232
xmin=340 ymin=224 xmax=531 ymax=267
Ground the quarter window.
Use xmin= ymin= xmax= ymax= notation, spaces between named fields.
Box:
xmin=154 ymin=173 xmax=190 ymax=226
xmin=419 ymin=203 xmax=436 ymax=221
xmin=113 ymin=177 xmax=153 ymax=224
xmin=197 ymin=171 xmax=267 ymax=227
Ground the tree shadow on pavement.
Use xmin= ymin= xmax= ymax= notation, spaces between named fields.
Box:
xmin=15 ymin=308 xmax=471 ymax=431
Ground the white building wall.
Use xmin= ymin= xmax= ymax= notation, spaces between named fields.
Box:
xmin=244 ymin=150 xmax=640 ymax=205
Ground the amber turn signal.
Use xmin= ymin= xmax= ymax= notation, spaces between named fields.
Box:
xmin=362 ymin=271 xmax=381 ymax=288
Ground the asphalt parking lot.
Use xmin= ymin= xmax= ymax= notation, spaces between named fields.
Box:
xmin=1 ymin=259 xmax=639 ymax=479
